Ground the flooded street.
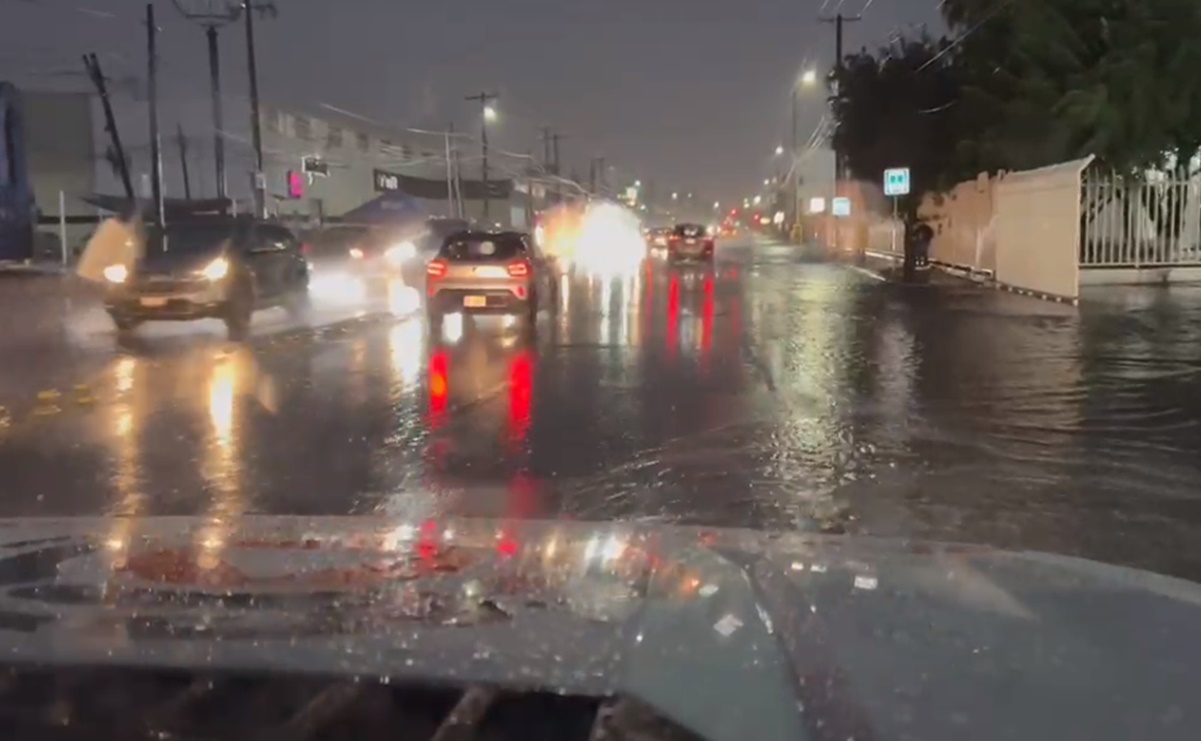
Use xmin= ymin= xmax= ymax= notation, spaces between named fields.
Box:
xmin=3 ymin=237 xmax=1201 ymax=581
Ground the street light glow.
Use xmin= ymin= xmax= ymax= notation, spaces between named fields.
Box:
xmin=483 ymin=105 xmax=498 ymax=122
xmin=671 ymin=192 xmax=678 ymax=200
xmin=753 ymin=195 xmax=762 ymax=205
xmin=764 ymin=178 xmax=770 ymax=186
xmin=775 ymin=145 xmax=784 ymax=156
xmin=801 ymin=69 xmax=818 ymax=86
xmin=713 ymin=201 xmax=720 ymax=209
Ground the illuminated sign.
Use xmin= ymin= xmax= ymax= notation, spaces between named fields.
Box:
xmin=832 ymin=197 xmax=851 ymax=217
xmin=373 ymin=169 xmax=401 ymax=192
xmin=883 ymin=167 xmax=910 ymax=196
xmin=286 ymin=170 xmax=304 ymax=199
xmin=808 ymin=197 xmax=826 ymax=213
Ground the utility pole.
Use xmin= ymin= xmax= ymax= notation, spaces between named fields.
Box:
xmin=540 ymin=128 xmax=564 ymax=203
xmin=444 ymin=123 xmax=456 ymax=218
xmin=541 ymin=127 xmax=552 ymax=170
xmin=243 ymin=1 xmax=268 ymax=217
xmin=465 ymin=92 xmax=498 ymax=220
xmin=146 ymin=3 xmax=164 ymax=225
xmin=206 ymin=25 xmax=226 ymax=199
xmin=791 ymin=86 xmax=799 ymax=224
xmin=170 ymin=3 xmax=241 ymax=201
xmin=551 ymin=133 xmax=563 ymax=203
xmin=819 ymin=12 xmax=861 ymax=184
xmin=83 ymin=53 xmax=133 ymax=200
xmin=177 ymin=124 xmax=192 ymax=199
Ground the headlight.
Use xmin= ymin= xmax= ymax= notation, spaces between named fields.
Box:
xmin=103 ymin=264 xmax=127 ymax=283
xmin=385 ymin=241 xmax=417 ymax=266
xmin=348 ymin=247 xmax=364 ymax=260
xmin=200 ymin=256 xmax=230 ymax=281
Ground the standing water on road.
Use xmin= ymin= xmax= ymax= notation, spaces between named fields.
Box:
xmin=2 ymin=242 xmax=1201 ymax=583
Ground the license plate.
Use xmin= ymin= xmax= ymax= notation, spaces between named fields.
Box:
xmin=140 ymin=297 xmax=168 ymax=308
xmin=686 ymin=239 xmax=697 ymax=244
xmin=463 ymin=295 xmax=487 ymax=308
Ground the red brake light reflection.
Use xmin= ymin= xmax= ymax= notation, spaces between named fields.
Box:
xmin=508 ymin=352 xmax=534 ymax=442
xmin=507 ymin=260 xmax=530 ymax=277
xmin=428 ymin=351 xmax=449 ymax=424
xmin=427 ymin=259 xmax=448 ymax=278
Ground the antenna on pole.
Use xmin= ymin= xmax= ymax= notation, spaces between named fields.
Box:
xmin=170 ymin=1 xmax=240 ymax=201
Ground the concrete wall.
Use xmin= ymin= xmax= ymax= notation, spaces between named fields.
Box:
xmin=918 ymin=172 xmax=996 ymax=275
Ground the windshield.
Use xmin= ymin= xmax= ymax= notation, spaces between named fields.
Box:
xmin=11 ymin=2 xmax=1201 ymax=739
xmin=146 ymin=224 xmax=236 ymax=255
xmin=440 ymin=233 xmax=527 ymax=261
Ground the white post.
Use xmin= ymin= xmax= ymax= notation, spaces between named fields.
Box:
xmin=444 ymin=129 xmax=455 ymax=218
xmin=891 ymin=195 xmax=898 ymax=253
xmin=58 ymin=190 xmax=68 ymax=265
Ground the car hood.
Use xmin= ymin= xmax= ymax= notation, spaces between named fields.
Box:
xmin=0 ymin=516 xmax=1197 ymax=741
xmin=138 ymin=245 xmax=226 ymax=275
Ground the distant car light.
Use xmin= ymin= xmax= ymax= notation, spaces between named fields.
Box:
xmin=385 ymin=241 xmax=417 ymax=267
xmin=103 ymin=264 xmax=128 ymax=283
xmin=349 ymin=247 xmax=365 ymax=260
xmin=201 ymin=256 xmax=230 ymax=281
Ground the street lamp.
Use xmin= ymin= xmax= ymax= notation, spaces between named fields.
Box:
xmin=753 ymin=195 xmax=762 ymax=205
xmin=671 ymin=192 xmax=678 ymax=200
xmin=634 ymin=179 xmax=641 ymax=187
xmin=800 ymin=68 xmax=818 ymax=87
xmin=713 ymin=201 xmax=720 ymax=210
xmin=774 ymin=145 xmax=784 ymax=156
xmin=483 ymin=105 xmax=498 ymax=122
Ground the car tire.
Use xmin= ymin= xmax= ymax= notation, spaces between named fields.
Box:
xmin=111 ymin=314 xmax=141 ymax=337
xmin=284 ymin=288 xmax=311 ymax=320
xmin=223 ymin=286 xmax=253 ymax=342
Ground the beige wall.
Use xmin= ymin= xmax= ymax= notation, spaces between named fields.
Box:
xmin=994 ymin=156 xmax=1094 ymax=300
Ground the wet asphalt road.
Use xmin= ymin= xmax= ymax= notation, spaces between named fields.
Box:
xmin=3 ymin=235 xmax=1201 ymax=581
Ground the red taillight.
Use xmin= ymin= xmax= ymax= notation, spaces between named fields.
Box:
xmin=507 ymin=260 xmax=530 ymax=278
xmin=427 ymin=259 xmax=448 ymax=278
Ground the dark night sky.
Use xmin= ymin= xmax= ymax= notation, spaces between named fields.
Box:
xmin=2 ymin=0 xmax=939 ymax=203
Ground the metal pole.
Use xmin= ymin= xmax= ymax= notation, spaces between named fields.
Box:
xmin=58 ymin=190 xmax=67 ymax=266
xmin=481 ymin=113 xmax=489 ymax=221
xmin=146 ymin=3 xmax=164 ymax=225
xmin=243 ymin=1 xmax=265 ymax=217
xmin=206 ymin=25 xmax=227 ymax=200
xmin=177 ymin=124 xmax=192 ymax=200
xmin=791 ymin=87 xmax=799 ymax=227
xmin=83 ymin=53 xmax=134 ymax=200
xmin=444 ymin=125 xmax=455 ymax=218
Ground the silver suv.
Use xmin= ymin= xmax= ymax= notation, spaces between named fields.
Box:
xmin=425 ymin=231 xmax=558 ymax=322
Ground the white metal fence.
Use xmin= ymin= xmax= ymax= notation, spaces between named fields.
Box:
xmin=1080 ymin=168 xmax=1201 ymax=267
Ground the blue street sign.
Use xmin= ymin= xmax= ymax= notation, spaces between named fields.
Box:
xmin=884 ymin=167 xmax=910 ymax=196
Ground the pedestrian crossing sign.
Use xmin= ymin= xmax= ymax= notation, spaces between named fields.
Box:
xmin=884 ymin=168 xmax=910 ymax=196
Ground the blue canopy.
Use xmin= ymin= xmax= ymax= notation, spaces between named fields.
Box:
xmin=339 ymin=191 xmax=426 ymax=227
